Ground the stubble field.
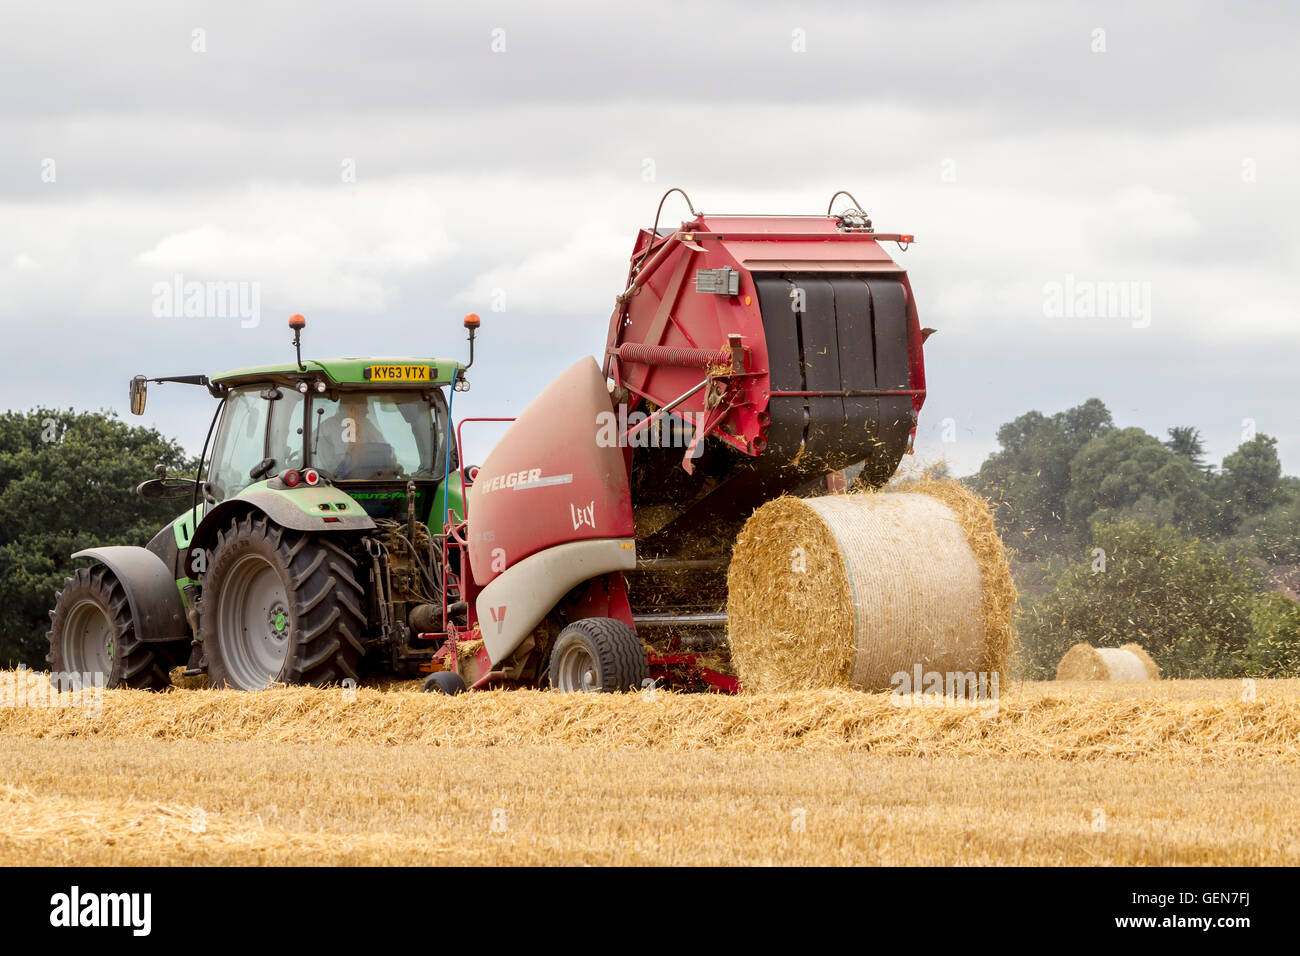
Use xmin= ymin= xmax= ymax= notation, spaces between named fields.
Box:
xmin=2 ymin=674 xmax=1298 ymax=865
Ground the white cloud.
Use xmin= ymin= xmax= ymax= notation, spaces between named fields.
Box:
xmin=1102 ymin=186 xmax=1202 ymax=240
xmin=129 ymin=183 xmax=456 ymax=314
xmin=0 ymin=41 xmax=1295 ymax=475
xmin=453 ymin=221 xmax=629 ymax=316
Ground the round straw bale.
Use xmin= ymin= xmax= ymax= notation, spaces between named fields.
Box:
xmin=908 ymin=478 xmax=1017 ymax=675
xmin=1055 ymin=643 xmax=1160 ymax=681
xmin=1119 ymin=642 xmax=1161 ymax=680
xmin=726 ymin=481 xmax=1016 ymax=692
xmin=1054 ymin=643 xmax=1108 ymax=680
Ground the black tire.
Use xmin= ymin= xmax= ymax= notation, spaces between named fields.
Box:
xmin=47 ymin=565 xmax=178 ymax=691
xmin=547 ymin=617 xmax=649 ymax=693
xmin=422 ymin=671 xmax=466 ymax=694
xmin=201 ymin=513 xmax=365 ymax=690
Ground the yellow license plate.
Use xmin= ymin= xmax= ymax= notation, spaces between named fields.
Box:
xmin=365 ymin=364 xmax=431 ymax=383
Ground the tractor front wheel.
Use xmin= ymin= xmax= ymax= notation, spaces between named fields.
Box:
xmin=201 ymin=514 xmax=365 ymax=690
xmin=547 ymin=618 xmax=649 ymax=693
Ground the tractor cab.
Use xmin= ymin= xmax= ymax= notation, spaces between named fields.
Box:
xmin=126 ymin=315 xmax=473 ymax=529
xmin=205 ymin=362 xmax=462 ymax=526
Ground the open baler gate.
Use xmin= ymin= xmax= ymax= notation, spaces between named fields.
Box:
xmin=607 ymin=193 xmax=926 ymax=548
xmin=605 ymin=192 xmax=929 ymax=664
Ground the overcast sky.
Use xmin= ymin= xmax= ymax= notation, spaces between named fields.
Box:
xmin=1 ymin=1 xmax=1296 ymax=474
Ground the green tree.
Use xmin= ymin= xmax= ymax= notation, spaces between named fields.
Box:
xmin=1018 ymin=521 xmax=1261 ymax=679
xmin=1239 ymin=497 xmax=1300 ymax=565
xmin=1058 ymin=398 xmax=1115 ymax=446
xmin=1065 ymin=428 xmax=1216 ymax=536
xmin=1164 ymin=426 xmax=1207 ymax=470
xmin=0 ymin=408 xmax=194 ymax=668
xmin=922 ymin=460 xmax=952 ymax=481
xmin=1220 ymin=434 xmax=1284 ymax=520
xmin=970 ymin=398 xmax=1113 ymax=558
xmin=1247 ymin=591 xmax=1300 ymax=676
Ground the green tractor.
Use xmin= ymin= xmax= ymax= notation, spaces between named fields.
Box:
xmin=47 ymin=313 xmax=479 ymax=691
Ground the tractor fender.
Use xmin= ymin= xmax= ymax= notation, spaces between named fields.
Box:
xmin=70 ymin=546 xmax=190 ymax=644
xmin=476 ymin=537 xmax=637 ymax=666
xmin=187 ymin=488 xmax=377 ymax=575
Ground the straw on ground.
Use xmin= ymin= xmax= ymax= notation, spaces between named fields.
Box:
xmin=4 ymin=674 xmax=1298 ymax=865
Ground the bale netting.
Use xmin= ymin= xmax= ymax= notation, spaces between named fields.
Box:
xmin=726 ymin=480 xmax=1016 ymax=692
xmin=1056 ymin=643 xmax=1160 ymax=681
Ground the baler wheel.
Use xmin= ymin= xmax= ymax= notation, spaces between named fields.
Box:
xmin=47 ymin=565 xmax=177 ymax=691
xmin=422 ymin=671 xmax=466 ymax=694
xmin=201 ymin=513 xmax=365 ymax=690
xmin=547 ymin=618 xmax=649 ymax=693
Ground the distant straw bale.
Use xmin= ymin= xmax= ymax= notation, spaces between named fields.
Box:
xmin=1056 ymin=643 xmax=1160 ymax=681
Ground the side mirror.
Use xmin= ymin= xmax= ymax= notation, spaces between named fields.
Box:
xmin=129 ymin=375 xmax=147 ymax=415
xmin=135 ymin=477 xmax=199 ymax=500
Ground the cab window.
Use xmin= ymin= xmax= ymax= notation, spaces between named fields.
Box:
xmin=309 ymin=391 xmax=443 ymax=481
xmin=207 ymin=387 xmax=271 ymax=501
xmin=267 ymin=389 xmax=306 ymax=472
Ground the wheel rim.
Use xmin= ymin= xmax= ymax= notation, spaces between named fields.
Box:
xmin=555 ymin=642 xmax=600 ymax=692
xmin=61 ymin=598 xmax=115 ymax=681
xmin=216 ymin=553 xmax=291 ymax=689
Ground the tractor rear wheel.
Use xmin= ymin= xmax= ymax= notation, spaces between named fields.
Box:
xmin=547 ymin=617 xmax=648 ymax=693
xmin=47 ymin=565 xmax=177 ymax=691
xmin=201 ymin=514 xmax=365 ymax=690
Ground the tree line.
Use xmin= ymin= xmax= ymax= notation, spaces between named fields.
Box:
xmin=0 ymin=409 xmax=192 ymax=668
xmin=968 ymin=399 xmax=1300 ymax=678
xmin=2 ymin=403 xmax=1297 ymax=681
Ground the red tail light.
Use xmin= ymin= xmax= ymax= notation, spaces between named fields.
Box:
xmin=303 ymin=468 xmax=320 ymax=486
xmin=282 ymin=469 xmax=301 ymax=487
